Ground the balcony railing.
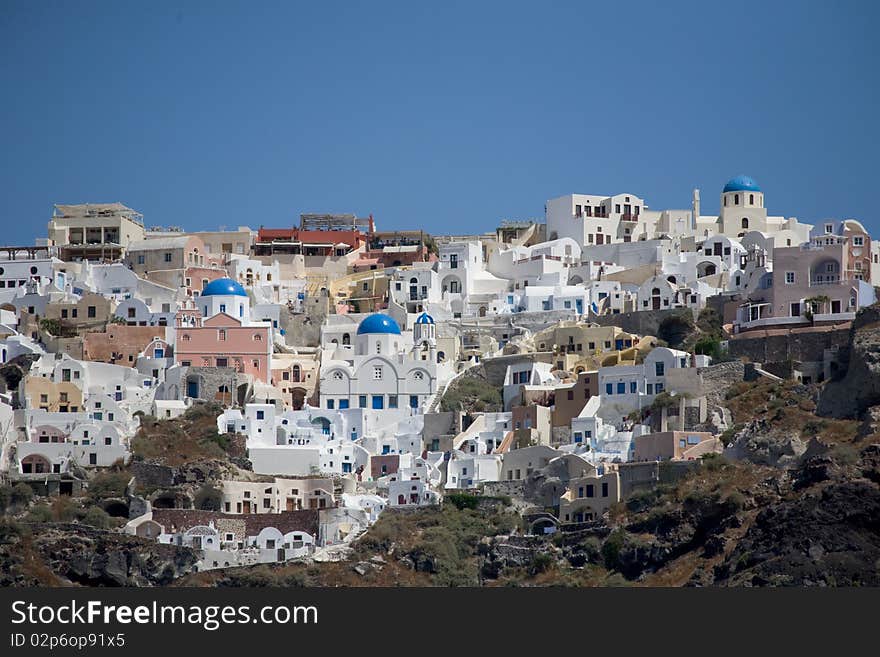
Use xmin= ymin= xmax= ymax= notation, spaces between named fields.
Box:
xmin=809 ymin=277 xmax=843 ymax=286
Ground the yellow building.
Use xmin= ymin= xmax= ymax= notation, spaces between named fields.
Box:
xmin=22 ymin=375 xmax=83 ymax=412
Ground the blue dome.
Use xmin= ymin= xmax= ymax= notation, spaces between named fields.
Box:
xmin=201 ymin=278 xmax=248 ymax=297
xmin=357 ymin=313 xmax=401 ymax=335
xmin=415 ymin=312 xmax=435 ymax=325
xmin=723 ymin=175 xmax=761 ymax=193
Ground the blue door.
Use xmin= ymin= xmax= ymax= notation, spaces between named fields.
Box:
xmin=338 ymin=399 xmax=349 ymax=409
xmin=576 ymin=299 xmax=583 ymax=314
xmin=187 ymin=380 xmax=198 ymax=398
xmin=372 ymin=395 xmax=384 ymax=410
xmin=409 ymin=395 xmax=419 ymax=408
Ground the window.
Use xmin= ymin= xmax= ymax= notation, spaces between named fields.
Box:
xmin=655 ymin=361 xmax=665 ymax=376
xmin=602 ymin=482 xmax=609 ymax=497
xmin=216 ymin=358 xmax=228 ymax=367
xmin=137 ymin=255 xmax=145 ymax=265
xmin=853 ymin=236 xmax=864 ymax=246
xmin=218 ymin=329 xmax=226 ymax=341
xmin=825 ymin=224 xmax=833 ymax=234
xmin=605 ymin=383 xmax=613 ymax=395
xmin=87 ymin=306 xmax=96 ymax=318
xmin=450 ymin=254 xmax=458 ymax=269
xmin=785 ymin=272 xmax=795 ymax=284
xmin=586 ymin=484 xmax=594 ymax=497
xmin=256 ymin=410 xmax=264 ymax=420
xmin=388 ymin=395 xmax=398 ymax=409
xmin=327 ymin=399 xmax=335 ymax=409
xmin=734 ymin=194 xmax=739 ymax=205
xmin=164 ymin=252 xmax=173 ymax=262
xmin=219 ymin=304 xmax=226 ymax=314
xmin=630 ymin=381 xmax=637 ymax=393
xmin=359 ymin=395 xmax=367 ymax=408
xmin=373 ymin=366 xmax=382 ymax=380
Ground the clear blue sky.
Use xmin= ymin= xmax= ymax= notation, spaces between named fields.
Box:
xmin=1 ymin=1 xmax=877 ymax=243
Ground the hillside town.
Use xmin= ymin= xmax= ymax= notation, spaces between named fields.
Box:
xmin=1 ymin=174 xmax=879 ymax=586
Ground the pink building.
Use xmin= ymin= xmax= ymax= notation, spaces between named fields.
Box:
xmin=174 ymin=278 xmax=272 ymax=382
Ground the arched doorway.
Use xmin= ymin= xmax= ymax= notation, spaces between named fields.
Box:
xmin=216 ymin=385 xmax=232 ymax=405
xmin=291 ymin=387 xmax=306 ymax=411
xmin=651 ymin=287 xmax=661 ymax=310
xmin=21 ymin=454 xmax=51 ymax=474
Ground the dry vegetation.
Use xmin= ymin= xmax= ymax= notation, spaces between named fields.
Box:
xmin=724 ymin=379 xmax=860 ymax=444
xmin=131 ymin=403 xmax=237 ymax=467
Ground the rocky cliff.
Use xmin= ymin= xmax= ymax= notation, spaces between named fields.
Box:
xmin=818 ymin=305 xmax=880 ymax=418
xmin=0 ymin=522 xmax=198 ymax=587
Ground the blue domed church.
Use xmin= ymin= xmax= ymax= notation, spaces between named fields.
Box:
xmin=318 ymin=312 xmax=449 ymax=415
xmin=717 ymin=174 xmax=768 ymax=237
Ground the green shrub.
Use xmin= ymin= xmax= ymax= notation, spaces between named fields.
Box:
xmin=201 ymin=431 xmax=231 ymax=452
xmin=725 ymin=491 xmax=746 ymax=512
xmin=625 ymin=487 xmax=661 ymax=513
xmin=701 ymin=452 xmax=729 ymax=471
xmin=39 ymin=318 xmax=62 ymax=336
xmin=530 ymin=552 xmax=554 ymax=575
xmin=50 ymin=496 xmax=79 ymax=522
xmin=10 ymin=483 xmax=33 ymax=508
xmin=25 ymin=504 xmax=52 ymax=523
xmin=88 ymin=471 xmax=130 ymax=501
xmin=693 ymin=335 xmax=723 ymax=360
xmin=82 ymin=506 xmax=112 ymax=529
xmin=0 ymin=485 xmax=12 ymax=514
xmin=802 ymin=419 xmax=827 ymax=437
xmin=446 ymin=493 xmax=479 ymax=510
xmin=601 ymin=529 xmax=627 ymax=570
xmin=0 ymin=518 xmax=22 ymax=543
xmin=720 ymin=425 xmax=741 ymax=446
xmin=440 ymin=374 xmax=502 ymax=413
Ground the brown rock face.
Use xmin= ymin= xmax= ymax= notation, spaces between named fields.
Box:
xmin=818 ymin=306 xmax=880 ymax=419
